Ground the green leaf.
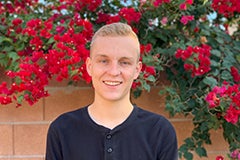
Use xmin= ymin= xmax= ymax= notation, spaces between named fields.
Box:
xmin=47 ymin=37 xmax=55 ymax=44
xmin=221 ymin=70 xmax=232 ymax=81
xmin=196 ymin=147 xmax=207 ymax=157
xmin=203 ymin=77 xmax=217 ymax=88
xmin=211 ymin=49 xmax=221 ymax=58
xmin=15 ymin=42 xmax=26 ymax=51
xmin=8 ymin=51 xmax=19 ymax=62
xmin=17 ymin=95 xmax=24 ymax=104
xmin=216 ymin=37 xmax=224 ymax=44
xmin=146 ymin=75 xmax=155 ymax=82
xmin=0 ymin=53 xmax=9 ymax=67
xmin=1 ymin=37 xmax=13 ymax=44
xmin=236 ymin=54 xmax=240 ymax=63
xmin=3 ymin=46 xmax=14 ymax=52
xmin=184 ymin=138 xmax=195 ymax=148
xmin=222 ymin=55 xmax=236 ymax=69
xmin=233 ymin=41 xmax=240 ymax=50
xmin=210 ymin=60 xmax=220 ymax=67
xmin=184 ymin=152 xmax=193 ymax=160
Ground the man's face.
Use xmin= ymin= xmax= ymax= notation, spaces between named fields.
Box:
xmin=86 ymin=36 xmax=142 ymax=102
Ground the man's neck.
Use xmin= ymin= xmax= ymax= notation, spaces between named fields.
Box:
xmin=88 ymin=98 xmax=134 ymax=129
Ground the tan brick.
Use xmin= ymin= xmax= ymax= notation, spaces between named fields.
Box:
xmin=171 ymin=121 xmax=194 ymax=147
xmin=132 ymin=87 xmax=191 ymax=120
xmin=14 ymin=124 xmax=49 ymax=155
xmin=132 ymin=87 xmax=166 ymax=113
xmin=0 ymin=124 xmax=13 ymax=155
xmin=179 ymin=152 xmax=228 ymax=160
xmin=16 ymin=159 xmax=44 ymax=160
xmin=176 ymin=123 xmax=228 ymax=159
xmin=0 ymin=158 xmax=44 ymax=160
xmin=193 ymin=151 xmax=228 ymax=160
xmin=0 ymin=100 xmax=43 ymax=122
xmin=204 ymin=129 xmax=228 ymax=151
xmin=44 ymin=87 xmax=94 ymax=121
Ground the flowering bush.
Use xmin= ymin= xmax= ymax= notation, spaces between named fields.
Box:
xmin=0 ymin=0 xmax=239 ymax=159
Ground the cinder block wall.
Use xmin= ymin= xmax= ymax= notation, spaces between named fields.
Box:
xmin=0 ymin=68 xmax=228 ymax=160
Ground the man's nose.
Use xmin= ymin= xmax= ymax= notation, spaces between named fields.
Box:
xmin=107 ymin=62 xmax=121 ymax=76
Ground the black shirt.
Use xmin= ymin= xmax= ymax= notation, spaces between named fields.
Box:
xmin=46 ymin=105 xmax=178 ymax=160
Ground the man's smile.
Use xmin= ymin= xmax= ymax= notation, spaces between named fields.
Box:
xmin=103 ymin=81 xmax=123 ymax=86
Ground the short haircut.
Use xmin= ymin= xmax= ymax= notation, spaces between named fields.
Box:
xmin=90 ymin=22 xmax=140 ymax=59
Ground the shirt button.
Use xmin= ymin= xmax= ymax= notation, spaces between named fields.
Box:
xmin=106 ymin=134 xmax=112 ymax=139
xmin=107 ymin=148 xmax=113 ymax=153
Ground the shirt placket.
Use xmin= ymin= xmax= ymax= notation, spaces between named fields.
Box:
xmin=104 ymin=131 xmax=114 ymax=160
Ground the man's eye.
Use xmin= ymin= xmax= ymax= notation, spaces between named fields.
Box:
xmin=99 ymin=59 xmax=108 ymax=63
xmin=120 ymin=61 xmax=131 ymax=65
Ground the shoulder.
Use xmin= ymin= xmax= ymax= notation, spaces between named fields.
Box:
xmin=136 ymin=106 xmax=170 ymax=123
xmin=49 ymin=106 xmax=87 ymax=131
xmin=135 ymin=106 xmax=175 ymax=132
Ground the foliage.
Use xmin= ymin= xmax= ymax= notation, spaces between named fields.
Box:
xmin=0 ymin=0 xmax=239 ymax=159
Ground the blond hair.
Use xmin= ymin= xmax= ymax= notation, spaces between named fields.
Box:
xmin=90 ymin=22 xmax=140 ymax=58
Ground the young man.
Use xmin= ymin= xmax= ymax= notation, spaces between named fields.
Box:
xmin=45 ymin=22 xmax=178 ymax=160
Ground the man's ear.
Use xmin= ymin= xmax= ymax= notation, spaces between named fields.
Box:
xmin=134 ymin=61 xmax=142 ymax=79
xmin=86 ymin=57 xmax=92 ymax=77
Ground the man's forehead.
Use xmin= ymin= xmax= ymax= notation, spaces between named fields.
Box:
xmin=93 ymin=54 xmax=135 ymax=60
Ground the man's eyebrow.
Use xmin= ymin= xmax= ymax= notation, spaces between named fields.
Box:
xmin=93 ymin=54 xmax=108 ymax=58
xmin=120 ymin=57 xmax=134 ymax=61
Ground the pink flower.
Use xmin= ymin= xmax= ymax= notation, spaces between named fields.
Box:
xmin=180 ymin=3 xmax=187 ymax=10
xmin=180 ymin=15 xmax=194 ymax=25
xmin=160 ymin=17 xmax=168 ymax=25
xmin=205 ymin=92 xmax=220 ymax=108
xmin=186 ymin=0 xmax=193 ymax=5
xmin=230 ymin=150 xmax=240 ymax=159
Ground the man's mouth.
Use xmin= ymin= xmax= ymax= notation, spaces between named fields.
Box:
xmin=103 ymin=81 xmax=122 ymax=86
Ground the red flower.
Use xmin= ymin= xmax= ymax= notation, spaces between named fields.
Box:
xmin=26 ymin=19 xmax=42 ymax=29
xmin=132 ymin=81 xmax=141 ymax=89
xmin=179 ymin=3 xmax=187 ymax=10
xmin=0 ymin=96 xmax=12 ymax=105
xmin=216 ymin=155 xmax=224 ymax=160
xmin=153 ymin=0 xmax=171 ymax=7
xmin=180 ymin=15 xmax=194 ymax=25
xmin=30 ymin=36 xmax=43 ymax=50
xmin=224 ymin=104 xmax=240 ymax=124
xmin=96 ymin=12 xmax=110 ymax=24
xmin=212 ymin=0 xmax=240 ymax=17
xmin=140 ymin=44 xmax=152 ymax=54
xmin=106 ymin=15 xmax=121 ymax=24
xmin=12 ymin=18 xmax=23 ymax=26
xmin=119 ymin=7 xmax=141 ymax=24
xmin=145 ymin=66 xmax=156 ymax=76
xmin=231 ymin=66 xmax=240 ymax=82
xmin=175 ymin=44 xmax=211 ymax=77
xmin=186 ymin=0 xmax=193 ymax=5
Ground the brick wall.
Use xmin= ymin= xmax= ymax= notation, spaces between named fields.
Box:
xmin=0 ymin=69 xmax=229 ymax=160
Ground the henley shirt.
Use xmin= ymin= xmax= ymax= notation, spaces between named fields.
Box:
xmin=45 ymin=105 xmax=178 ymax=160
